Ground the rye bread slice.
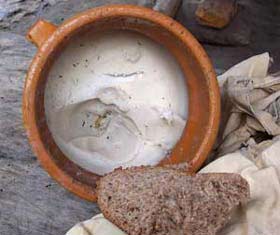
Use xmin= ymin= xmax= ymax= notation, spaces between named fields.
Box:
xmin=97 ymin=166 xmax=250 ymax=235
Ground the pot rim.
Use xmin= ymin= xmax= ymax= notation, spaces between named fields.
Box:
xmin=23 ymin=4 xmax=220 ymax=201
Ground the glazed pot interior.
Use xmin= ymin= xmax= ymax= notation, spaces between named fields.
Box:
xmin=34 ymin=14 xmax=211 ymax=198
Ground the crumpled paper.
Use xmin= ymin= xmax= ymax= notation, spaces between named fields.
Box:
xmin=216 ymin=52 xmax=280 ymax=156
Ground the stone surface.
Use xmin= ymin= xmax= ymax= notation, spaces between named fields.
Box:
xmin=195 ymin=0 xmax=237 ymax=29
xmin=177 ymin=0 xmax=280 ymax=72
xmin=0 ymin=0 xmax=180 ymax=35
xmin=0 ymin=0 xmax=57 ymax=34
xmin=0 ymin=32 xmax=100 ymax=235
xmin=177 ymin=0 xmax=251 ymax=46
xmin=0 ymin=0 xmax=139 ymax=35
xmin=1 ymin=0 xmax=280 ymax=235
xmin=139 ymin=0 xmax=182 ymax=17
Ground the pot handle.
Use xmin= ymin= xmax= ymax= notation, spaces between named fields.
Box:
xmin=26 ymin=19 xmax=57 ymax=48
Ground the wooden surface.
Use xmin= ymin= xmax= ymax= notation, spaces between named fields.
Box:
xmin=0 ymin=0 xmax=280 ymax=234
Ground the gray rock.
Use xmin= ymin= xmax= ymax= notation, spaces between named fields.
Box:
xmin=0 ymin=0 xmax=181 ymax=36
xmin=0 ymin=0 xmax=139 ymax=35
xmin=176 ymin=0 xmax=280 ymax=73
xmin=0 ymin=32 xmax=35 ymax=161
xmin=0 ymin=32 xmax=99 ymax=235
xmin=195 ymin=0 xmax=237 ymax=29
xmin=138 ymin=0 xmax=182 ymax=17
xmin=176 ymin=1 xmax=251 ymax=46
xmin=0 ymin=158 xmax=100 ymax=235
xmin=0 ymin=0 xmax=56 ymax=34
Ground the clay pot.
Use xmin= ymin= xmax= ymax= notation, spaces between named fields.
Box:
xmin=23 ymin=5 xmax=220 ymax=201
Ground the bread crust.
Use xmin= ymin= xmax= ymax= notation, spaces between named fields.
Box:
xmin=97 ymin=166 xmax=250 ymax=235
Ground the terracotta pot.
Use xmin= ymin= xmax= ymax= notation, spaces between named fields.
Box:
xmin=23 ymin=4 xmax=220 ymax=201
